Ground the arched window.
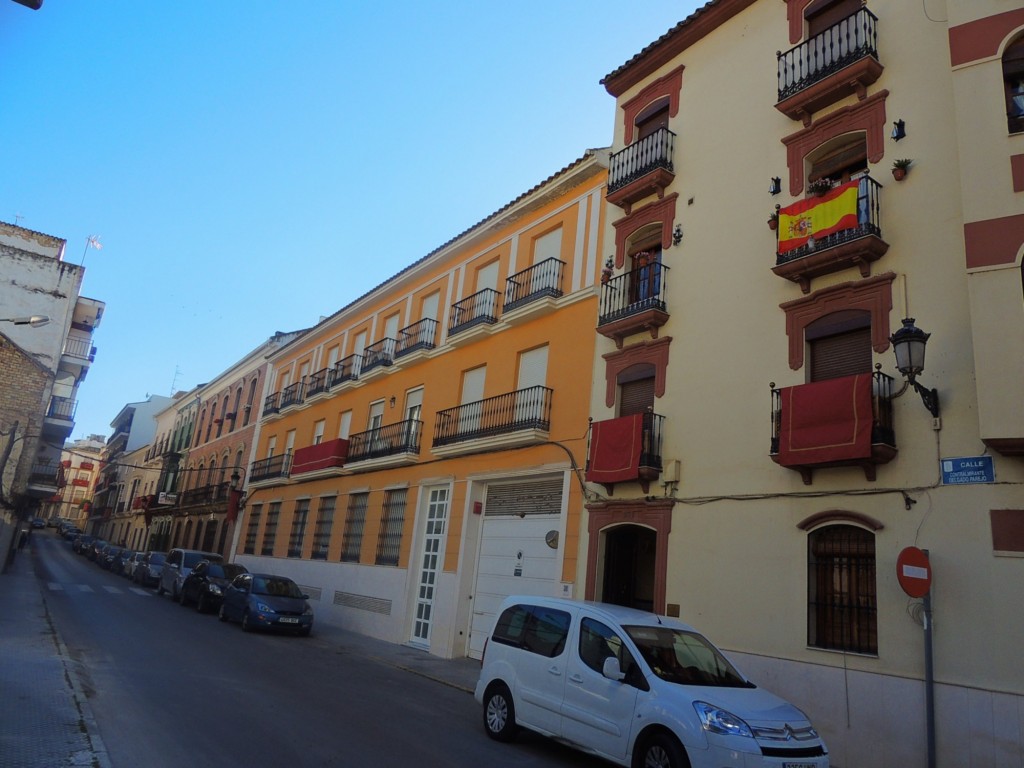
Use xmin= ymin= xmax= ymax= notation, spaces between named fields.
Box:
xmin=244 ymin=378 xmax=258 ymax=426
xmin=617 ymin=363 xmax=656 ymax=417
xmin=807 ymin=524 xmax=877 ymax=654
xmin=1003 ymin=34 xmax=1024 ymax=134
xmin=806 ymin=309 xmax=872 ymax=381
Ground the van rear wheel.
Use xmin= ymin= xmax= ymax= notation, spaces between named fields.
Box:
xmin=637 ymin=732 xmax=690 ymax=768
xmin=482 ymin=683 xmax=517 ymax=742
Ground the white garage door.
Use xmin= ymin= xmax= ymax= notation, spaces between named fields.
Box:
xmin=468 ymin=477 xmax=564 ymax=658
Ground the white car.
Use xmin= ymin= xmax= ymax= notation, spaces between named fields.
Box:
xmin=474 ymin=596 xmax=829 ymax=768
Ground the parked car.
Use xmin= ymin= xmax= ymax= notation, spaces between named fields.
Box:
xmin=99 ymin=545 xmax=124 ymax=570
xmin=218 ymin=573 xmax=313 ymax=636
xmin=109 ymin=549 xmax=134 ymax=576
xmin=61 ymin=525 xmax=82 ymax=539
xmin=123 ymin=551 xmax=145 ymax=579
xmin=87 ymin=539 xmax=110 ymax=562
xmin=475 ymin=596 xmax=830 ymax=768
xmin=72 ymin=535 xmax=95 ymax=554
xmin=180 ymin=561 xmax=249 ymax=613
xmin=134 ymin=551 xmax=167 ymax=588
xmin=31 ymin=517 xmax=46 ymax=529
xmin=157 ymin=548 xmax=223 ymax=599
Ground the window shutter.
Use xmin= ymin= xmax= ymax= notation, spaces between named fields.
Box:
xmin=810 ymin=327 xmax=872 ymax=381
xmin=620 ymin=377 xmax=655 ymax=416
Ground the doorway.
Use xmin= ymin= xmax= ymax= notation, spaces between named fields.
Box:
xmin=601 ymin=524 xmax=656 ymax=612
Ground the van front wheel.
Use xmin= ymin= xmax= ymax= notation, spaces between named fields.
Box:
xmin=482 ymin=683 xmax=518 ymax=742
xmin=636 ymin=732 xmax=690 ymax=768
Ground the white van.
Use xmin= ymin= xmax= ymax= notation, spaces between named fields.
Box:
xmin=474 ymin=596 xmax=829 ymax=768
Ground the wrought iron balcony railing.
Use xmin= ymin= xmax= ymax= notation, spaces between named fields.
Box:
xmin=263 ymin=392 xmax=281 ymax=416
xmin=598 ymin=263 xmax=670 ymax=326
xmin=178 ymin=481 xmax=231 ymax=506
xmin=362 ymin=338 xmax=398 ymax=373
xmin=777 ymin=8 xmax=879 ymax=102
xmin=62 ymin=336 xmax=94 ymax=359
xmin=280 ymin=381 xmax=305 ymax=409
xmin=775 ymin=176 xmax=882 ymax=266
xmin=433 ymin=385 xmax=552 ymax=448
xmin=250 ymin=453 xmax=292 ymax=483
xmin=347 ymin=419 xmax=423 ymax=462
xmin=504 ymin=257 xmax=565 ymax=313
xmin=449 ymin=288 xmax=500 ymax=336
xmin=29 ymin=462 xmax=61 ymax=486
xmin=306 ymin=367 xmax=330 ymax=398
xmin=47 ymin=396 xmax=77 ymax=421
xmin=330 ymin=354 xmax=363 ymax=387
xmin=608 ymin=127 xmax=675 ymax=193
xmin=395 ymin=318 xmax=438 ymax=358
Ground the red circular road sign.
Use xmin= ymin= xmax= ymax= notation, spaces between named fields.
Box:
xmin=897 ymin=546 xmax=932 ymax=598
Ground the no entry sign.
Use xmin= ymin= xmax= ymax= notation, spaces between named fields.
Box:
xmin=897 ymin=546 xmax=932 ymax=598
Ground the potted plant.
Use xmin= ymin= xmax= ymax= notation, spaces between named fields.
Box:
xmin=892 ymin=158 xmax=912 ymax=181
xmin=767 ymin=210 xmax=779 ymax=231
xmin=807 ymin=178 xmax=833 ymax=197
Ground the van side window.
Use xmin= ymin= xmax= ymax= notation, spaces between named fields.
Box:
xmin=492 ymin=604 xmax=571 ymax=658
xmin=579 ymin=617 xmax=639 ymax=681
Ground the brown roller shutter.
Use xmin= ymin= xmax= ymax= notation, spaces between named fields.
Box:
xmin=810 ymin=327 xmax=872 ymax=381
xmin=620 ymin=377 xmax=655 ymax=416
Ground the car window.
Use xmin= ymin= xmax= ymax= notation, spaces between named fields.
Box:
xmin=206 ymin=564 xmax=224 ymax=578
xmin=148 ymin=553 xmax=166 ymax=565
xmin=231 ymin=574 xmax=250 ymax=590
xmin=223 ymin=564 xmax=247 ymax=580
xmin=252 ymin=577 xmax=304 ymax=598
xmin=492 ymin=604 xmax=570 ymax=658
xmin=625 ymin=626 xmax=753 ymax=688
xmin=182 ymin=552 xmax=204 ymax=568
xmin=578 ymin=618 xmax=639 ymax=679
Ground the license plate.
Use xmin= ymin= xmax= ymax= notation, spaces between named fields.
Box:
xmin=279 ymin=617 xmax=299 ymax=624
xmin=784 ymin=763 xmax=815 ymax=768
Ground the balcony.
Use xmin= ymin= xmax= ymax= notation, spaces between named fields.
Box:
xmin=776 ymin=8 xmax=881 ymax=126
xmin=773 ymin=176 xmax=888 ymax=293
xmin=61 ymin=335 xmax=96 ymax=361
xmin=607 ymin=127 xmax=676 ymax=214
xmin=306 ymin=367 xmax=330 ymax=398
xmin=330 ymin=354 xmax=363 ymax=387
xmin=770 ymin=371 xmax=896 ymax=484
xmin=448 ymin=288 xmax=500 ymax=340
xmin=250 ymin=454 xmax=292 ymax=484
xmin=433 ymin=385 xmax=552 ymax=455
xmin=291 ymin=438 xmax=349 ymax=477
xmin=503 ymin=258 xmax=565 ymax=318
xmin=71 ymin=478 xmax=90 ymax=487
xmin=262 ymin=391 xmax=281 ymax=417
xmin=42 ymin=396 xmax=76 ymax=439
xmin=597 ymin=263 xmax=670 ymax=349
xmin=362 ymin=338 xmax=398 ymax=375
xmin=586 ymin=412 xmax=665 ymax=494
xmin=280 ymin=381 xmax=305 ymax=410
xmin=395 ymin=318 xmax=438 ymax=359
xmin=346 ymin=419 xmax=422 ymax=468
xmin=179 ymin=481 xmax=231 ymax=507
xmin=27 ymin=462 xmax=62 ymax=496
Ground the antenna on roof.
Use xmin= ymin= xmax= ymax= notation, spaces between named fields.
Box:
xmin=170 ymin=365 xmax=182 ymax=395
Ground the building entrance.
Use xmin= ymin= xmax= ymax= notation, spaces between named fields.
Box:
xmin=601 ymin=524 xmax=656 ymax=612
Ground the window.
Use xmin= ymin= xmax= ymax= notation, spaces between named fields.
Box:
xmin=243 ymin=504 xmax=262 ymax=555
xmin=340 ymin=493 xmax=368 ymax=563
xmin=375 ymin=488 xmax=407 ymax=566
xmin=288 ymin=499 xmax=309 ymax=558
xmin=579 ymin=618 xmax=632 ymax=675
xmin=1004 ymin=35 xmax=1024 ymax=134
xmin=244 ymin=379 xmax=258 ymax=426
xmin=618 ymin=364 xmax=656 ymax=416
xmin=261 ymin=502 xmax=280 ymax=556
xmin=629 ymin=247 xmax=663 ymax=305
xmin=311 ymin=496 xmax=335 ymax=560
xmin=492 ymin=603 xmax=571 ymax=658
xmin=338 ymin=410 xmax=352 ymax=439
xmin=804 ymin=0 xmax=861 ymax=38
xmin=808 ymin=524 xmax=877 ymax=654
xmin=806 ymin=134 xmax=867 ymax=190
xmin=313 ymin=420 xmax=326 ymax=445
xmin=635 ymin=98 xmax=669 ymax=140
xmin=806 ymin=310 xmax=872 ymax=381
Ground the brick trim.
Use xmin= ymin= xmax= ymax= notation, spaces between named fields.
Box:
xmin=601 ymin=336 xmax=672 ymax=408
xmin=780 ymin=272 xmax=896 ymax=370
xmin=621 ymin=67 xmax=684 ymax=145
xmin=964 ymin=214 xmax=1024 ymax=269
xmin=612 ymin=194 xmax=679 ymax=269
xmin=949 ymin=9 xmax=1024 ymax=67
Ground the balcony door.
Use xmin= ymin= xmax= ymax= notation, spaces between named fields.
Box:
xmin=459 ymin=366 xmax=486 ymax=435
xmin=807 ymin=310 xmax=871 ymax=381
xmin=515 ymin=346 xmax=548 ymax=424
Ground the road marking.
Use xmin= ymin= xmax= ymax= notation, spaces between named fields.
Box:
xmin=77 ymin=585 xmax=94 ymax=593
xmin=102 ymin=586 xmax=122 ymax=594
xmin=48 ymin=582 xmax=64 ymax=591
xmin=129 ymin=588 xmax=153 ymax=597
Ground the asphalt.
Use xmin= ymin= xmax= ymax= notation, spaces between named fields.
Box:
xmin=0 ymin=536 xmax=481 ymax=768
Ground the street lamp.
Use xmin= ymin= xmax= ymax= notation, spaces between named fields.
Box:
xmin=0 ymin=315 xmax=50 ymax=327
xmin=890 ymin=317 xmax=940 ymax=417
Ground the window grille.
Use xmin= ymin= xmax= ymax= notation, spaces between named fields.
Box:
xmin=244 ymin=504 xmax=262 ymax=554
xmin=375 ymin=489 xmax=407 ymax=566
xmin=340 ymin=494 xmax=368 ymax=563
xmin=288 ymin=499 xmax=310 ymax=558
xmin=808 ymin=524 xmax=877 ymax=654
xmin=311 ymin=496 xmax=336 ymax=560
xmin=261 ymin=503 xmax=280 ymax=557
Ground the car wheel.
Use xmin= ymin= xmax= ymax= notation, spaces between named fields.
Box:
xmin=241 ymin=610 xmax=254 ymax=632
xmin=482 ymin=683 xmax=518 ymax=742
xmin=297 ymin=626 xmax=311 ymax=637
xmin=177 ymin=588 xmax=188 ymax=606
xmin=218 ymin=605 xmax=229 ymax=623
xmin=157 ymin=583 xmax=165 ymax=596
xmin=196 ymin=593 xmax=207 ymax=613
xmin=637 ymin=733 xmax=690 ymax=768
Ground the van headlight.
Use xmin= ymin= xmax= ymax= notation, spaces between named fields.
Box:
xmin=693 ymin=701 xmax=753 ymax=738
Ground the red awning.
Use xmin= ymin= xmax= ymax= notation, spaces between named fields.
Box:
xmin=291 ymin=438 xmax=349 ymax=475
xmin=776 ymin=374 xmax=874 ymax=466
xmin=586 ymin=413 xmax=644 ymax=484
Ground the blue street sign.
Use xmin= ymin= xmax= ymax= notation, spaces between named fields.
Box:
xmin=940 ymin=456 xmax=994 ymax=485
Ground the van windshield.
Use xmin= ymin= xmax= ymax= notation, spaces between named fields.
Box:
xmin=624 ymin=626 xmax=754 ymax=688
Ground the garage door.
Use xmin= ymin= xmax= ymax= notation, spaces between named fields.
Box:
xmin=468 ymin=476 xmax=564 ymax=658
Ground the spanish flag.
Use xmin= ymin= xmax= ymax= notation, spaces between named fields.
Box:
xmin=777 ymin=181 xmax=859 ymax=255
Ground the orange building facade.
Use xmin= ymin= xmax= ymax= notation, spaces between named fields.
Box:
xmin=234 ymin=150 xmax=608 ymax=658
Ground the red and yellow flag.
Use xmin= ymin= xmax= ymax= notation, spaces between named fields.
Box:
xmin=777 ymin=181 xmax=859 ymax=254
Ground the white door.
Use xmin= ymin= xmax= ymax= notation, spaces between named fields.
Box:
xmin=459 ymin=366 xmax=486 ymax=435
xmin=476 ymin=261 xmax=499 ymax=292
xmin=353 ymin=331 xmax=367 ymax=376
xmin=421 ymin=291 xmax=440 ymax=320
xmin=404 ymin=388 xmax=423 ymax=448
xmin=516 ymin=345 xmax=549 ymax=423
xmin=411 ymin=486 xmax=449 ymax=646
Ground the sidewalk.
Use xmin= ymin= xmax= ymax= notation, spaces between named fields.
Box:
xmin=0 ymin=543 xmax=480 ymax=768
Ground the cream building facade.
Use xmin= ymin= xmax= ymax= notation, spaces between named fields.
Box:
xmin=583 ymin=1 xmax=1024 ymax=766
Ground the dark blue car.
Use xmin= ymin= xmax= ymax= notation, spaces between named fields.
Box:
xmin=218 ymin=573 xmax=313 ymax=636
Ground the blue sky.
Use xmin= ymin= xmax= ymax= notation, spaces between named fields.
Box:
xmin=0 ymin=1 xmax=699 ymax=441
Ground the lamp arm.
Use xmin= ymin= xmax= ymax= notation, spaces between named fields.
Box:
xmin=912 ymin=381 xmax=941 ymax=418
